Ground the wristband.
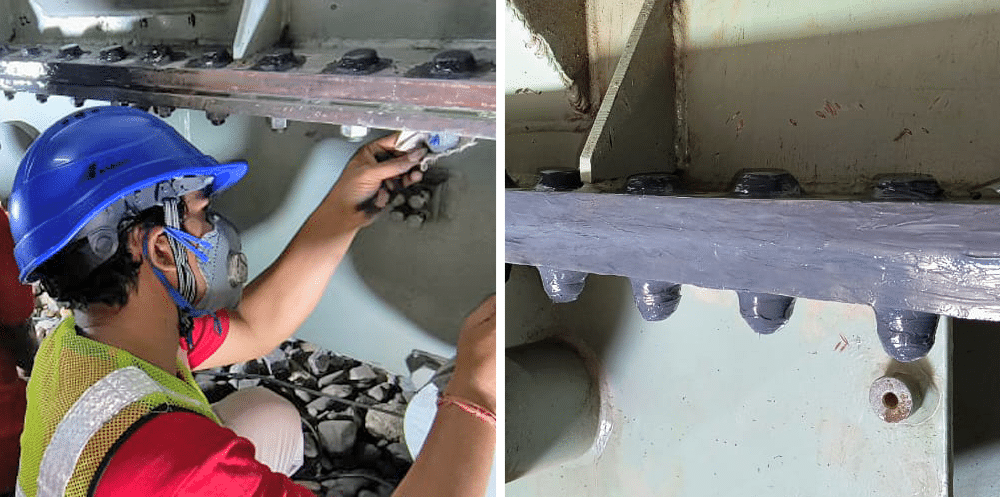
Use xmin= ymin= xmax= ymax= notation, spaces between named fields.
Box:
xmin=437 ymin=393 xmax=496 ymax=427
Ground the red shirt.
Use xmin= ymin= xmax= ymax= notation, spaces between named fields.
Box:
xmin=93 ymin=312 xmax=314 ymax=497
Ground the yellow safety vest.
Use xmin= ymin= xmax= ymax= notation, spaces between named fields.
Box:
xmin=16 ymin=316 xmax=220 ymax=497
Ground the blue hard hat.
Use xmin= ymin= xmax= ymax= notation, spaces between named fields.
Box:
xmin=8 ymin=106 xmax=248 ymax=282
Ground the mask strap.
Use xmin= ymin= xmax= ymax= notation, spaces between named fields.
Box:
xmin=163 ymin=226 xmax=211 ymax=263
xmin=142 ymin=229 xmax=224 ymax=347
xmin=162 ymin=199 xmax=199 ymax=306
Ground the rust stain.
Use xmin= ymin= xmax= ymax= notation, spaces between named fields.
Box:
xmin=834 ymin=333 xmax=849 ymax=352
xmin=893 ymin=128 xmax=913 ymax=142
xmin=789 ymin=118 xmax=797 ymax=126
xmin=921 ymin=127 xmax=930 ymax=134
xmin=815 ymin=110 xmax=826 ymax=119
xmin=823 ymin=101 xmax=838 ymax=117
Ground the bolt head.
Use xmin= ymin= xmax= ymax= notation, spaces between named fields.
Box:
xmin=872 ymin=174 xmax=944 ymax=201
xmin=536 ymin=169 xmax=583 ymax=192
xmin=731 ymin=169 xmax=802 ymax=198
xmin=58 ymin=44 xmax=84 ymax=60
xmin=624 ymin=173 xmax=678 ymax=196
xmin=432 ymin=50 xmax=476 ymax=75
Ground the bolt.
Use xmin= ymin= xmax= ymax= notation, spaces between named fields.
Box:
xmin=389 ymin=209 xmax=406 ymax=222
xmin=870 ymin=174 xmax=942 ymax=361
xmin=58 ymin=44 xmax=84 ymax=60
xmin=155 ymin=106 xmax=175 ymax=118
xmin=873 ymin=308 xmax=938 ymax=362
xmin=142 ymin=45 xmax=184 ymax=64
xmin=253 ymin=50 xmax=303 ymax=72
xmin=73 ymin=97 xmax=86 ymax=107
xmin=872 ymin=173 xmax=944 ymax=201
xmin=729 ymin=169 xmax=800 ymax=333
xmin=731 ymin=168 xmax=802 ymax=198
xmin=535 ymin=168 xmax=583 ymax=191
xmin=99 ymin=44 xmax=128 ymax=63
xmin=623 ymin=173 xmax=683 ymax=321
xmin=340 ymin=125 xmax=369 ymax=142
xmin=431 ymin=50 xmax=476 ymax=76
xmin=35 ymin=94 xmax=48 ymax=103
xmin=537 ymin=267 xmax=588 ymax=304
xmin=269 ymin=117 xmax=288 ymax=132
xmin=506 ymin=172 xmax=518 ymax=189
xmin=738 ymin=293 xmax=795 ymax=334
xmin=20 ymin=46 xmax=45 ymax=58
xmin=405 ymin=212 xmax=425 ymax=228
xmin=624 ymin=173 xmax=678 ymax=196
xmin=407 ymin=190 xmax=431 ymax=209
xmin=206 ymin=112 xmax=228 ymax=126
xmin=187 ymin=48 xmax=232 ymax=68
xmin=631 ymin=280 xmax=681 ymax=321
xmin=3 ymin=91 xmax=13 ymax=101
xmin=870 ymin=373 xmax=923 ymax=423
xmin=389 ymin=194 xmax=406 ymax=208
xmin=332 ymin=48 xmax=381 ymax=73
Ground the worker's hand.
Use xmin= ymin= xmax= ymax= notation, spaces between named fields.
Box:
xmin=328 ymin=133 xmax=427 ymax=229
xmin=444 ymin=295 xmax=497 ymax=414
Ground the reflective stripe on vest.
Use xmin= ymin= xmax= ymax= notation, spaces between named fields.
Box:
xmin=34 ymin=366 xmax=202 ymax=497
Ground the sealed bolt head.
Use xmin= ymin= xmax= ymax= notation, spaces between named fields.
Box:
xmin=99 ymin=44 xmax=128 ymax=62
xmin=432 ymin=50 xmax=476 ymax=75
xmin=35 ymin=94 xmax=48 ymax=103
xmin=206 ymin=112 xmax=228 ymax=126
xmin=58 ymin=43 xmax=84 ymax=60
xmin=624 ymin=173 xmax=678 ymax=196
xmin=73 ymin=97 xmax=86 ymax=108
xmin=871 ymin=173 xmax=944 ymax=201
xmin=536 ymin=169 xmax=583 ymax=192
xmin=3 ymin=91 xmax=14 ymax=101
xmin=731 ymin=169 xmax=802 ymax=198
xmin=870 ymin=374 xmax=922 ymax=423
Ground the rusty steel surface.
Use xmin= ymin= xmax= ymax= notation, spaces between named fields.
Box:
xmin=0 ymin=44 xmax=496 ymax=137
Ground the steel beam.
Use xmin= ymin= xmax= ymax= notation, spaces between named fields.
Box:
xmin=0 ymin=44 xmax=495 ymax=138
xmin=505 ymin=189 xmax=1000 ymax=321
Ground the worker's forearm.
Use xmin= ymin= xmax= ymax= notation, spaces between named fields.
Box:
xmin=238 ymin=194 xmax=358 ymax=355
xmin=393 ymin=405 xmax=495 ymax=497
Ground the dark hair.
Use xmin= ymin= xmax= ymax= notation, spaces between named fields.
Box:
xmin=34 ymin=203 xmax=183 ymax=310
xmin=1 ymin=319 xmax=37 ymax=374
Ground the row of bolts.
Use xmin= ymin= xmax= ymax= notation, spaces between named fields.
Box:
xmin=516 ymin=168 xmax=946 ymax=423
xmin=1 ymin=43 xmax=484 ymax=129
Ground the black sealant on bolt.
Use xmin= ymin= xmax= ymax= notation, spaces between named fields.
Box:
xmin=738 ymin=293 xmax=795 ymax=334
xmin=630 ymin=280 xmax=681 ymax=321
xmin=534 ymin=169 xmax=588 ymax=303
xmin=872 ymin=173 xmax=944 ymax=201
xmin=870 ymin=173 xmax=944 ymax=362
xmin=535 ymin=169 xmax=583 ymax=191
xmin=537 ymin=267 xmax=588 ymax=303
xmin=323 ymin=48 xmax=391 ymax=75
xmin=730 ymin=169 xmax=801 ymax=334
xmin=623 ymin=173 xmax=683 ymax=321
xmin=873 ymin=308 xmax=939 ymax=362
xmin=186 ymin=48 xmax=232 ymax=68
